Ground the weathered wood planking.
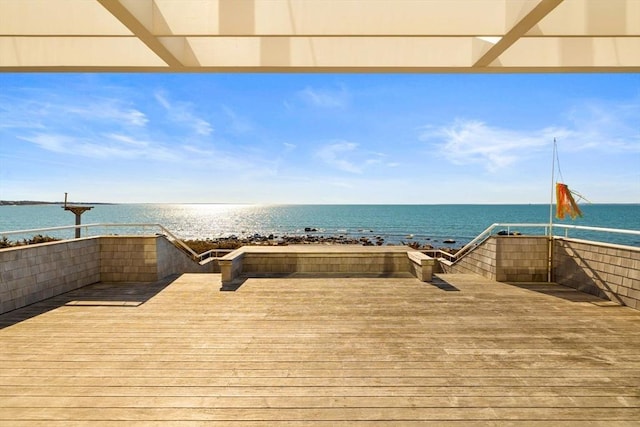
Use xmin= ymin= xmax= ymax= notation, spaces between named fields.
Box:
xmin=1 ymin=273 xmax=639 ymax=425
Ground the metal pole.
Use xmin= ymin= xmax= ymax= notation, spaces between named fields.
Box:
xmin=75 ymin=213 xmax=81 ymax=238
xmin=547 ymin=138 xmax=556 ymax=282
xmin=549 ymin=138 xmax=556 ymax=237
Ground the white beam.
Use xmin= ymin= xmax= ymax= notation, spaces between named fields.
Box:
xmin=474 ymin=0 xmax=564 ymax=67
xmin=97 ymin=0 xmax=183 ymax=68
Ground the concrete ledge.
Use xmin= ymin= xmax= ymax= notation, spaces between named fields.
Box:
xmin=219 ymin=249 xmax=246 ymax=289
xmin=219 ymin=245 xmax=434 ymax=289
xmin=407 ymin=250 xmax=435 ymax=282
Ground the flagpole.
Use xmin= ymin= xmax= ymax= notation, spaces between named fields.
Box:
xmin=547 ymin=138 xmax=556 ymax=282
xmin=549 ymin=138 xmax=557 ymax=237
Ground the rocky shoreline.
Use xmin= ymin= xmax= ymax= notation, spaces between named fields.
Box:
xmin=1 ymin=232 xmax=463 ymax=254
xmin=184 ymin=233 xmax=462 ymax=254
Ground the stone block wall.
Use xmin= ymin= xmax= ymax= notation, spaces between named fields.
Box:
xmin=156 ymin=237 xmax=217 ymax=277
xmin=3 ymin=234 xmax=638 ymax=314
xmin=495 ymin=236 xmax=549 ymax=282
xmin=554 ymin=238 xmax=640 ymax=309
xmin=448 ymin=238 xmax=497 ymax=279
xmin=220 ymin=249 xmax=428 ymax=287
xmin=100 ymin=236 xmax=159 ymax=282
xmin=241 ymin=252 xmax=411 ymax=275
xmin=0 ymin=235 xmax=217 ymax=314
xmin=407 ymin=251 xmax=435 ymax=282
xmin=448 ymin=236 xmax=549 ymax=282
xmin=0 ymin=238 xmax=100 ymax=314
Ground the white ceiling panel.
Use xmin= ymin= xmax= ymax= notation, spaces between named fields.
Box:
xmin=1 ymin=0 xmax=638 ymax=72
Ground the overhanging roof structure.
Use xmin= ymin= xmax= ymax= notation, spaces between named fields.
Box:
xmin=1 ymin=0 xmax=639 ymax=72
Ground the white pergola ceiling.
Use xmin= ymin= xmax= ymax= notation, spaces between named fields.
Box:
xmin=1 ymin=0 xmax=639 ymax=72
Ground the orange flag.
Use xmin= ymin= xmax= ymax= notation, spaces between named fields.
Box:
xmin=556 ymin=183 xmax=583 ymax=220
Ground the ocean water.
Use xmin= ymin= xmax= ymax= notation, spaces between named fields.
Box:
xmin=1 ymin=204 xmax=639 ymax=247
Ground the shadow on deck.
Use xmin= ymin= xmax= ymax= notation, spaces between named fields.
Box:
xmin=0 ymin=275 xmax=178 ymax=329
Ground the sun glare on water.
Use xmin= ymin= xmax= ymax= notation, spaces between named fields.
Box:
xmin=164 ymin=204 xmax=277 ymax=239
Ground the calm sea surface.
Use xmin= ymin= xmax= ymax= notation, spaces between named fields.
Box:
xmin=1 ymin=204 xmax=639 ymax=247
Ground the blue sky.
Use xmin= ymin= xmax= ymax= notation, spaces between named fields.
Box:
xmin=0 ymin=73 xmax=638 ymax=204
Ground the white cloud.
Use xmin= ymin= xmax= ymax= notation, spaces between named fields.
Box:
xmin=22 ymin=133 xmax=67 ymax=153
xmin=565 ymin=101 xmax=640 ymax=152
xmin=420 ymin=120 xmax=569 ymax=172
xmin=124 ymin=109 xmax=148 ymax=127
xmin=298 ymin=85 xmax=350 ymax=108
xmin=222 ymin=106 xmax=252 ymax=134
xmin=155 ymin=91 xmax=213 ymax=136
xmin=67 ymin=103 xmax=148 ymax=127
xmin=316 ymin=141 xmax=362 ymax=173
xmin=315 ymin=142 xmax=398 ymax=174
xmin=0 ymin=94 xmax=148 ymax=129
xmin=107 ymin=133 xmax=149 ymax=147
xmin=179 ymin=143 xmax=265 ymax=172
xmin=21 ymin=133 xmax=174 ymax=161
xmin=421 ymin=98 xmax=640 ymax=173
xmin=1 ymin=89 xmax=263 ymax=170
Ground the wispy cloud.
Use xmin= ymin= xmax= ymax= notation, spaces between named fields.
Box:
xmin=421 ymin=97 xmax=640 ymax=173
xmin=316 ymin=141 xmax=362 ymax=173
xmin=222 ymin=106 xmax=252 ymax=134
xmin=0 ymin=89 xmax=249 ymax=167
xmin=65 ymin=102 xmax=148 ymax=127
xmin=21 ymin=133 xmax=174 ymax=161
xmin=154 ymin=91 xmax=213 ymax=136
xmin=107 ymin=133 xmax=149 ymax=147
xmin=419 ymin=120 xmax=561 ymax=172
xmin=564 ymin=100 xmax=640 ymax=152
xmin=315 ymin=141 xmax=393 ymax=174
xmin=0 ymin=94 xmax=148 ymax=130
xmin=298 ymin=84 xmax=350 ymax=108
xmin=0 ymin=90 xmax=177 ymax=161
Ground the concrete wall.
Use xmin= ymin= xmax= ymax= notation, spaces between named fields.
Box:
xmin=0 ymin=238 xmax=100 ymax=314
xmin=554 ymin=238 xmax=640 ymax=309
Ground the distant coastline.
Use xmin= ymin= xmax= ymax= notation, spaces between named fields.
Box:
xmin=0 ymin=201 xmax=112 ymax=206
xmin=0 ymin=201 xmax=59 ymax=206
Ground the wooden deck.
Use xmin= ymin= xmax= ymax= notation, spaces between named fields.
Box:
xmin=1 ymin=273 xmax=639 ymax=426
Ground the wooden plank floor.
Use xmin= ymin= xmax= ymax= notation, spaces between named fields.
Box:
xmin=1 ymin=273 xmax=639 ymax=426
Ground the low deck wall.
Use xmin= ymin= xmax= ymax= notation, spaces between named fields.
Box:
xmin=2 ymin=233 xmax=638 ymax=314
xmin=554 ymin=238 xmax=640 ymax=309
xmin=444 ymin=236 xmax=548 ymax=282
xmin=0 ymin=238 xmax=100 ymax=314
xmin=443 ymin=235 xmax=640 ymax=310
xmin=0 ymin=235 xmax=216 ymax=314
xmin=219 ymin=246 xmax=434 ymax=289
